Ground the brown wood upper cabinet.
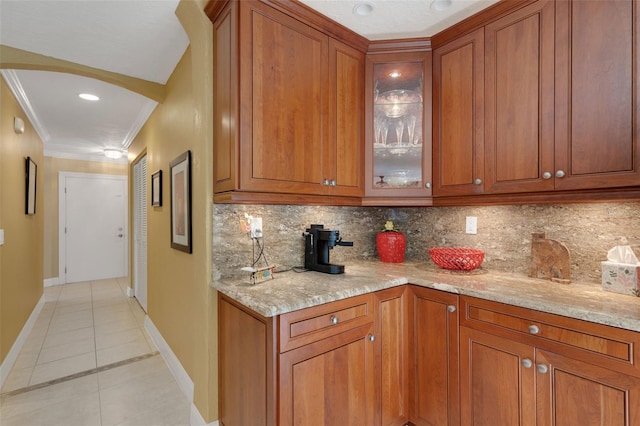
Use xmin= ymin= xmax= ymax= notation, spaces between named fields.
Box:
xmin=210 ymin=1 xmax=364 ymax=202
xmin=365 ymin=51 xmax=433 ymax=202
xmin=554 ymin=0 xmax=640 ymax=190
xmin=433 ymin=28 xmax=485 ymax=197
xmin=434 ymin=0 xmax=640 ymax=197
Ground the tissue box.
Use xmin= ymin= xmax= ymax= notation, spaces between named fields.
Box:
xmin=601 ymin=261 xmax=640 ymax=296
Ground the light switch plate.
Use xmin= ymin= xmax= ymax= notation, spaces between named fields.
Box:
xmin=465 ymin=217 xmax=477 ymax=235
xmin=0 ymin=229 xmax=4 ymax=245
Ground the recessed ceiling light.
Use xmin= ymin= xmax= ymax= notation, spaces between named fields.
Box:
xmin=79 ymin=93 xmax=100 ymax=101
xmin=389 ymin=71 xmax=402 ymax=78
xmin=104 ymin=149 xmax=124 ymax=159
xmin=353 ymin=2 xmax=374 ymax=16
xmin=431 ymin=0 xmax=452 ymax=11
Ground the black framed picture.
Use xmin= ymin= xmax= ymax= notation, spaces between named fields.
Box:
xmin=25 ymin=157 xmax=37 ymax=215
xmin=170 ymin=151 xmax=192 ymax=253
xmin=151 ymin=170 xmax=162 ymax=207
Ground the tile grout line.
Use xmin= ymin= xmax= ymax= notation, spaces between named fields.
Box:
xmin=91 ymin=280 xmax=105 ymax=426
xmin=0 ymin=351 xmax=160 ymax=399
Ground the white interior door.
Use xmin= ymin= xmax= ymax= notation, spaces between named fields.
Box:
xmin=133 ymin=156 xmax=148 ymax=312
xmin=61 ymin=173 xmax=127 ymax=283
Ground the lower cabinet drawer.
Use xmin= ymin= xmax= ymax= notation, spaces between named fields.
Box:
xmin=461 ymin=296 xmax=640 ymax=374
xmin=279 ymin=293 xmax=374 ymax=353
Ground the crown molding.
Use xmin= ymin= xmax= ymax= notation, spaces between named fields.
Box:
xmin=1 ymin=69 xmax=50 ymax=143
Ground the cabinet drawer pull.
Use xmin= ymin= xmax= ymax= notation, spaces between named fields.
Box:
xmin=447 ymin=305 xmax=456 ymax=313
xmin=474 ymin=178 xmax=483 ymax=185
xmin=555 ymin=170 xmax=566 ymax=178
xmin=537 ymin=364 xmax=549 ymax=374
xmin=542 ymin=171 xmax=552 ymax=179
xmin=323 ymin=179 xmax=330 ymax=186
xmin=330 ymin=315 xmax=339 ymax=325
xmin=528 ymin=325 xmax=540 ymax=335
xmin=368 ymin=334 xmax=375 ymax=342
xmin=425 ymin=182 xmax=432 ymax=189
xmin=522 ymin=358 xmax=533 ymax=369
xmin=330 ymin=180 xmax=337 ymax=187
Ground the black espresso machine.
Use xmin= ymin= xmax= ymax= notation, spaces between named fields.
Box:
xmin=303 ymin=224 xmax=353 ymax=274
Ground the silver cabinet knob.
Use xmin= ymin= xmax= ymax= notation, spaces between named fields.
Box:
xmin=555 ymin=170 xmax=566 ymax=178
xmin=368 ymin=334 xmax=375 ymax=342
xmin=425 ymin=182 xmax=432 ymax=189
xmin=330 ymin=180 xmax=337 ymax=187
xmin=528 ymin=325 xmax=540 ymax=335
xmin=447 ymin=305 xmax=456 ymax=313
xmin=330 ymin=315 xmax=339 ymax=325
xmin=522 ymin=358 xmax=533 ymax=369
xmin=542 ymin=171 xmax=552 ymax=179
xmin=474 ymin=178 xmax=482 ymax=185
xmin=537 ymin=364 xmax=549 ymax=374
xmin=323 ymin=179 xmax=330 ymax=186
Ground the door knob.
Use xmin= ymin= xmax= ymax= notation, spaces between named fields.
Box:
xmin=555 ymin=170 xmax=566 ymax=178
xmin=522 ymin=358 xmax=533 ymax=369
xmin=542 ymin=172 xmax=552 ymax=179
xmin=537 ymin=364 xmax=549 ymax=374
xmin=330 ymin=315 xmax=339 ymax=325
xmin=118 ymin=234 xmax=124 ymax=238
xmin=474 ymin=178 xmax=482 ymax=185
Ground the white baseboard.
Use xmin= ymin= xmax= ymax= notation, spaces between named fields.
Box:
xmin=145 ymin=316 xmax=218 ymax=426
xmin=0 ymin=294 xmax=45 ymax=389
xmin=43 ymin=277 xmax=61 ymax=287
xmin=191 ymin=405 xmax=219 ymax=426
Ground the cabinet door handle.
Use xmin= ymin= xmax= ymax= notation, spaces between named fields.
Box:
xmin=522 ymin=358 xmax=533 ymax=369
xmin=368 ymin=334 xmax=375 ymax=342
xmin=330 ymin=315 xmax=339 ymax=325
xmin=425 ymin=182 xmax=432 ymax=189
xmin=447 ymin=305 xmax=456 ymax=313
xmin=537 ymin=364 xmax=549 ymax=374
xmin=542 ymin=171 xmax=552 ymax=180
xmin=474 ymin=178 xmax=483 ymax=185
xmin=528 ymin=325 xmax=540 ymax=335
xmin=330 ymin=180 xmax=337 ymax=187
xmin=323 ymin=179 xmax=330 ymax=186
xmin=555 ymin=170 xmax=566 ymax=178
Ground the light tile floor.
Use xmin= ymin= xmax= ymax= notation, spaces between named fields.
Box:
xmin=0 ymin=278 xmax=191 ymax=426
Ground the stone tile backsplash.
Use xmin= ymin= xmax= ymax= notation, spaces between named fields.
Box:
xmin=213 ymin=202 xmax=640 ymax=285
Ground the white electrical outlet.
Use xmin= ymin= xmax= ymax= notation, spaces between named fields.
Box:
xmin=465 ymin=216 xmax=478 ymax=234
xmin=250 ymin=217 xmax=263 ymax=238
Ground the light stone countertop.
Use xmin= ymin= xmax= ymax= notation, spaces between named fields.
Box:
xmin=212 ymin=260 xmax=640 ymax=332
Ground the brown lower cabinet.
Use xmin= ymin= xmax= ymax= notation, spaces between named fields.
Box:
xmin=460 ymin=296 xmax=640 ymax=426
xmin=218 ymin=288 xmax=640 ymax=425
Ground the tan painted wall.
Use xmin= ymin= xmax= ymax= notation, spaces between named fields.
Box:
xmin=1 ymin=78 xmax=44 ymax=363
xmin=42 ymin=157 xmax=127 ymax=279
xmin=127 ymin=0 xmax=214 ymax=418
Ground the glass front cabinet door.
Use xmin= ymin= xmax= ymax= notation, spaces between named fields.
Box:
xmin=365 ymin=51 xmax=432 ymax=201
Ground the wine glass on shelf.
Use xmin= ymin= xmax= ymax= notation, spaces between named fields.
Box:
xmin=380 ymin=117 xmax=389 ymax=146
xmin=374 ymin=114 xmax=382 ymax=145
xmin=406 ymin=114 xmax=417 ymax=145
xmin=395 ymin=117 xmax=404 ymax=146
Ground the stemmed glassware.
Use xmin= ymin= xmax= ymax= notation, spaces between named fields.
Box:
xmin=395 ymin=117 xmax=404 ymax=145
xmin=406 ymin=114 xmax=417 ymax=145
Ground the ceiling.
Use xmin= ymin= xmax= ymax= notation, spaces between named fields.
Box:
xmin=0 ymin=0 xmax=497 ymax=163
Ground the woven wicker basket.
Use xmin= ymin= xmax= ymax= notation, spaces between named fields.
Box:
xmin=429 ymin=247 xmax=485 ymax=271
